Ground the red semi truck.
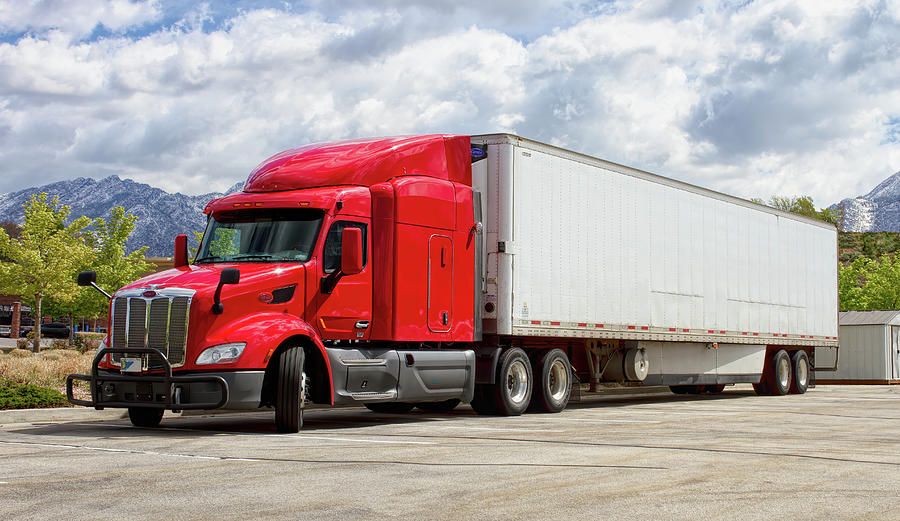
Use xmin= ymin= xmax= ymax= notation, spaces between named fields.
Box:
xmin=68 ymin=134 xmax=839 ymax=432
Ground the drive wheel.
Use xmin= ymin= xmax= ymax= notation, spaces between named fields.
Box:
xmin=530 ymin=349 xmax=571 ymax=413
xmin=364 ymin=402 xmax=415 ymax=413
xmin=469 ymin=384 xmax=498 ymax=415
xmin=128 ymin=407 xmax=163 ymax=428
xmin=769 ymin=349 xmax=792 ymax=396
xmin=491 ymin=348 xmax=533 ymax=416
xmin=275 ymin=345 xmax=305 ymax=433
xmin=790 ymin=350 xmax=810 ymax=394
xmin=415 ymin=399 xmax=461 ymax=412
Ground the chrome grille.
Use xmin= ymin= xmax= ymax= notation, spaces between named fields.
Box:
xmin=109 ymin=288 xmax=195 ymax=369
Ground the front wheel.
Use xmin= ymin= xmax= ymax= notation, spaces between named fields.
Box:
xmin=275 ymin=345 xmax=305 ymax=433
xmin=128 ymin=407 xmax=163 ymax=428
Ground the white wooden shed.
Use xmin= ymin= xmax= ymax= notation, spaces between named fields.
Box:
xmin=816 ymin=311 xmax=900 ymax=384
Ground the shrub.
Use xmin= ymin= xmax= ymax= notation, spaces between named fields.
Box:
xmin=16 ymin=337 xmax=29 ymax=350
xmin=0 ymin=378 xmax=68 ymax=409
xmin=7 ymin=348 xmax=33 ymax=358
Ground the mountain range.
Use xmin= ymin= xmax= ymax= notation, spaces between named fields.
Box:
xmin=832 ymin=171 xmax=900 ymax=232
xmin=0 ymin=176 xmax=242 ymax=257
xmin=1 ymin=170 xmax=899 ymax=257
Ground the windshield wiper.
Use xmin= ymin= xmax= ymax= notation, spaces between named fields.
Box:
xmin=231 ymin=254 xmax=273 ymax=261
xmin=194 ymin=256 xmax=221 ymax=264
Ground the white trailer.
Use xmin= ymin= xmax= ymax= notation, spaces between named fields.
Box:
xmin=471 ymin=134 xmax=838 ymax=396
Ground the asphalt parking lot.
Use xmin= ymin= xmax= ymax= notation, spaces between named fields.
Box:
xmin=2 ymin=384 xmax=899 ymax=520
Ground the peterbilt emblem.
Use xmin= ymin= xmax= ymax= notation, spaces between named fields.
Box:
xmin=142 ymin=290 xmax=157 ymax=298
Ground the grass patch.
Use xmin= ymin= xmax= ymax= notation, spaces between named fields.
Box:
xmin=0 ymin=378 xmax=68 ymax=409
xmin=0 ymin=349 xmax=94 ymax=407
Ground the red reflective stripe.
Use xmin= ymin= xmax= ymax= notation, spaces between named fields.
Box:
xmin=719 ymin=330 xmax=726 ymax=334
xmin=640 ymin=326 xmax=649 ymax=330
xmin=595 ymin=324 xmax=604 ymax=328
xmin=682 ymin=329 xmax=689 ymax=333
xmin=627 ymin=326 xmax=636 ymax=330
xmin=669 ymin=328 xmax=677 ymax=332
xmin=742 ymin=332 xmax=748 ymax=335
xmin=578 ymin=323 xmax=587 ymax=327
xmin=707 ymin=330 xmax=714 ymax=333
xmin=550 ymin=321 xmax=561 ymax=326
xmin=753 ymin=333 xmax=759 ymax=336
xmin=531 ymin=320 xmax=541 ymax=325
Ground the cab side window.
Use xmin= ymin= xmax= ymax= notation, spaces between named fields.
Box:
xmin=323 ymin=221 xmax=367 ymax=272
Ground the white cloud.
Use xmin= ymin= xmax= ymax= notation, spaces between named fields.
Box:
xmin=0 ymin=0 xmax=897 ymax=208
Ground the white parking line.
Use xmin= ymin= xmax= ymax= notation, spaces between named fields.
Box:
xmin=266 ymin=435 xmax=434 ymax=445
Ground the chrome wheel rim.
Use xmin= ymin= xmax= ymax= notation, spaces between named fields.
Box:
xmin=506 ymin=360 xmax=529 ymax=405
xmin=796 ymin=357 xmax=808 ymax=387
xmin=548 ymin=359 xmax=569 ymax=402
xmin=778 ymin=357 xmax=791 ymax=389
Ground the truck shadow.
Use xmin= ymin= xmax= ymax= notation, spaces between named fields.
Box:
xmin=9 ymin=389 xmax=764 ymax=438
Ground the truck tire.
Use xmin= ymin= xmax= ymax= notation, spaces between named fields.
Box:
xmin=415 ymin=399 xmax=461 ymax=412
xmin=769 ymin=349 xmax=792 ymax=396
xmin=364 ymin=402 xmax=415 ymax=413
xmin=790 ymin=350 xmax=810 ymax=394
xmin=469 ymin=384 xmax=499 ymax=415
xmin=530 ymin=349 xmax=571 ymax=413
xmin=275 ymin=345 xmax=304 ymax=433
xmin=128 ymin=407 xmax=163 ymax=428
xmin=492 ymin=348 xmax=533 ymax=416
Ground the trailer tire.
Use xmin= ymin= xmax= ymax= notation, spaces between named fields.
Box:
xmin=530 ymin=349 xmax=571 ymax=413
xmin=274 ymin=345 xmax=304 ymax=433
xmin=128 ymin=407 xmax=163 ymax=428
xmin=492 ymin=348 xmax=533 ymax=416
xmin=769 ymin=349 xmax=792 ymax=396
xmin=790 ymin=350 xmax=810 ymax=394
xmin=364 ymin=402 xmax=415 ymax=413
xmin=469 ymin=384 xmax=499 ymax=415
xmin=415 ymin=399 xmax=461 ymax=412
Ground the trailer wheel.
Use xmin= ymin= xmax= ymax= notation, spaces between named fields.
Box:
xmin=364 ymin=402 xmax=415 ymax=413
xmin=769 ymin=349 xmax=792 ymax=396
xmin=530 ymin=349 xmax=571 ymax=413
xmin=469 ymin=384 xmax=499 ymax=415
xmin=415 ymin=399 xmax=461 ymax=412
xmin=274 ymin=345 xmax=304 ymax=433
xmin=492 ymin=348 xmax=533 ymax=416
xmin=128 ymin=407 xmax=163 ymax=428
xmin=790 ymin=351 xmax=810 ymax=394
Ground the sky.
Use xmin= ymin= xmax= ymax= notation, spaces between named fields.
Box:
xmin=0 ymin=0 xmax=898 ymax=206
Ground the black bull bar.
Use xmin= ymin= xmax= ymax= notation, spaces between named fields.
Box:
xmin=67 ymin=347 xmax=228 ymax=410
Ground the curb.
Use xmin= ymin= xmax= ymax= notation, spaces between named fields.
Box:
xmin=0 ymin=407 xmax=128 ymax=426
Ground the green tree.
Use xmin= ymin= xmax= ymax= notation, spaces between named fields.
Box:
xmin=0 ymin=193 xmax=91 ymax=351
xmin=44 ymin=206 xmax=152 ymax=339
xmin=838 ymin=254 xmax=900 ymax=310
xmin=764 ymin=195 xmax=840 ymax=226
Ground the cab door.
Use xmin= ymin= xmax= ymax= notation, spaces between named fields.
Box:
xmin=428 ymin=234 xmax=452 ymax=332
xmin=316 ymin=220 xmax=372 ymax=340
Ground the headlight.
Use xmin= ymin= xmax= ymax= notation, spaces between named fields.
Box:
xmin=196 ymin=343 xmax=246 ymax=365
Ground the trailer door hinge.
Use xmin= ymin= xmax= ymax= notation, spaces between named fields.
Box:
xmin=498 ymin=241 xmax=515 ymax=254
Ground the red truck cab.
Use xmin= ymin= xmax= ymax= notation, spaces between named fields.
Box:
xmin=69 ymin=135 xmax=483 ymax=431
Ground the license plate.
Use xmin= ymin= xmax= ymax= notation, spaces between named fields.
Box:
xmin=120 ymin=357 xmax=142 ymax=373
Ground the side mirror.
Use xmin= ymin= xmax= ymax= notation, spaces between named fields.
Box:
xmin=174 ymin=234 xmax=188 ymax=268
xmin=77 ymin=271 xmax=97 ymax=287
xmin=212 ymin=268 xmax=240 ymax=314
xmin=341 ymin=227 xmax=364 ymax=275
xmin=77 ymin=270 xmax=112 ymax=299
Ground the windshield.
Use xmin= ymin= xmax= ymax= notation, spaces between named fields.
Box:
xmin=195 ymin=208 xmax=324 ymax=264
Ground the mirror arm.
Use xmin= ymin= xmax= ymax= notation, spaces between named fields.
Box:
xmin=90 ymin=282 xmax=112 ymax=300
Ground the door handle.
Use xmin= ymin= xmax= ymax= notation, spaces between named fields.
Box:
xmin=355 ymin=320 xmax=370 ymax=330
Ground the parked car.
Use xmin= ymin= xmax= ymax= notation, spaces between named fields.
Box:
xmin=0 ymin=325 xmax=10 ymax=337
xmin=40 ymin=322 xmax=70 ymax=338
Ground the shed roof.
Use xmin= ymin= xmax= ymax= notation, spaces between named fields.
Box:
xmin=839 ymin=310 xmax=900 ymax=326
